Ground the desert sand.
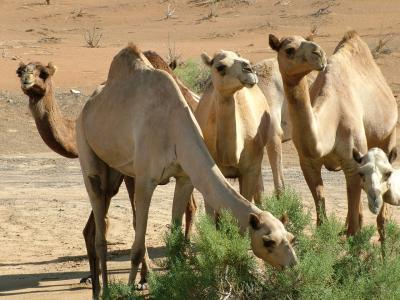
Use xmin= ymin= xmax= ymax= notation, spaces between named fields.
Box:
xmin=1 ymin=1 xmax=400 ymax=299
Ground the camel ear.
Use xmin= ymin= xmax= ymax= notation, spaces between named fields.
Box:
xmin=47 ymin=62 xmax=57 ymax=76
xmin=388 ymin=148 xmax=398 ymax=163
xmin=280 ymin=213 xmax=289 ymax=226
xmin=269 ymin=34 xmax=281 ymax=51
xmin=16 ymin=62 xmax=26 ymax=77
xmin=169 ymin=59 xmax=177 ymax=70
xmin=305 ymin=34 xmax=314 ymax=42
xmin=249 ymin=213 xmax=261 ymax=230
xmin=201 ymin=53 xmax=213 ymax=67
xmin=353 ymin=148 xmax=363 ymax=164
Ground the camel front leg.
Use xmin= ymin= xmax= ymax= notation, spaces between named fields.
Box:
xmin=344 ymin=171 xmax=362 ymax=235
xmin=266 ymin=134 xmax=285 ymax=194
xmin=377 ymin=202 xmax=389 ymax=243
xmin=185 ymin=194 xmax=197 ymax=239
xmin=254 ymin=173 xmax=264 ymax=205
xmin=300 ymin=159 xmax=326 ymax=225
xmin=239 ymin=169 xmax=261 ymax=204
xmin=172 ymin=176 xmax=194 ymax=230
xmin=128 ymin=177 xmax=156 ymax=286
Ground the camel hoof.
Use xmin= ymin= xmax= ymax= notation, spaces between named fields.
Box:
xmin=80 ymin=275 xmax=92 ymax=285
xmin=135 ymin=282 xmax=148 ymax=291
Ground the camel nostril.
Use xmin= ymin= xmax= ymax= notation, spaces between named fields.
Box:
xmin=243 ymin=66 xmax=253 ymax=73
xmin=312 ymin=50 xmax=321 ymax=57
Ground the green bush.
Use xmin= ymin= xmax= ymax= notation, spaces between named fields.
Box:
xmin=173 ymin=60 xmax=210 ymax=94
xmin=102 ymin=280 xmax=144 ymax=300
xmin=106 ymin=189 xmax=400 ymax=300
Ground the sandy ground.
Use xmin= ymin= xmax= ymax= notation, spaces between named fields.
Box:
xmin=1 ymin=0 xmax=400 ymax=299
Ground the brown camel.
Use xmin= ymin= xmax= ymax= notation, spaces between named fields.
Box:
xmin=269 ymin=31 xmax=397 ymax=237
xmin=195 ymin=50 xmax=284 ymax=210
xmin=76 ymin=44 xmax=297 ymax=298
xmin=16 ymin=51 xmax=198 ymax=287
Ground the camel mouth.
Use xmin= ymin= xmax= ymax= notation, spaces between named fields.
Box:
xmin=21 ymin=81 xmax=35 ymax=89
xmin=367 ymin=198 xmax=381 ymax=215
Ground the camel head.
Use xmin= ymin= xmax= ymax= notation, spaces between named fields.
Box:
xmin=201 ymin=50 xmax=258 ymax=94
xmin=353 ymin=147 xmax=397 ymax=214
xmin=16 ymin=62 xmax=57 ymax=98
xmin=269 ymin=34 xmax=327 ymax=80
xmin=249 ymin=211 xmax=298 ymax=268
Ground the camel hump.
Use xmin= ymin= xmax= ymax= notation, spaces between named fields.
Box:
xmin=107 ymin=43 xmax=152 ymax=81
xmin=333 ymin=30 xmax=366 ymax=54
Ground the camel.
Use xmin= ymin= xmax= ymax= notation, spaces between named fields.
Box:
xmin=195 ymin=50 xmax=284 ymax=209
xmin=16 ymin=51 xmax=198 ymax=288
xmin=353 ymin=147 xmax=400 ymax=207
xmin=75 ymin=44 xmax=297 ymax=298
xmin=269 ymin=30 xmax=398 ymax=238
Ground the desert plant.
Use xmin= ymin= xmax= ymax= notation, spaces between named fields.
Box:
xmin=84 ymin=25 xmax=103 ymax=48
xmin=371 ymin=35 xmax=393 ymax=59
xmin=102 ymin=280 xmax=144 ymax=300
xmin=173 ymin=60 xmax=210 ymax=94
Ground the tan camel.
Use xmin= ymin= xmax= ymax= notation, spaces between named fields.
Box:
xmin=353 ymin=147 xmax=400 ymax=207
xmin=75 ymin=44 xmax=297 ymax=298
xmin=269 ymin=31 xmax=397 ymax=238
xmin=195 ymin=50 xmax=284 ymax=208
xmin=16 ymin=51 xmax=198 ymax=287
xmin=254 ymin=58 xmax=319 ymax=144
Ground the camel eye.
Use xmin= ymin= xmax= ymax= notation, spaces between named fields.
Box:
xmin=384 ymin=171 xmax=392 ymax=180
xmin=216 ymin=65 xmax=226 ymax=74
xmin=263 ymin=239 xmax=276 ymax=248
xmin=285 ymin=47 xmax=295 ymax=57
xmin=39 ymin=69 xmax=49 ymax=80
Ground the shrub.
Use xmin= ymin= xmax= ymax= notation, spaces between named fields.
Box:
xmin=102 ymin=280 xmax=143 ymax=300
xmin=106 ymin=189 xmax=400 ymax=299
xmin=173 ymin=60 xmax=210 ymax=94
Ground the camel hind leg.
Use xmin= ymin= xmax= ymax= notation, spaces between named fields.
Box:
xmin=128 ymin=176 xmax=156 ymax=285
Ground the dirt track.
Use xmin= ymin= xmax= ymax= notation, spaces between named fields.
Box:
xmin=1 ymin=0 xmax=400 ymax=299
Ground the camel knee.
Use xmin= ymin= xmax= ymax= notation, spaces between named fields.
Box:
xmin=131 ymin=247 xmax=146 ymax=266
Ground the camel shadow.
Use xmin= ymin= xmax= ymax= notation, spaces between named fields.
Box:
xmin=0 ymin=245 xmax=166 ymax=295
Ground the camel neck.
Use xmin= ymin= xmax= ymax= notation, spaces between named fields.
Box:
xmin=28 ymin=82 xmax=79 ymax=158
xmin=174 ymin=107 xmax=261 ymax=230
xmin=283 ymin=75 xmax=322 ymax=158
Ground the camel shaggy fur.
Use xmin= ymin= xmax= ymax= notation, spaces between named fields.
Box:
xmin=75 ymin=44 xmax=297 ymax=298
xmin=269 ymin=31 xmax=397 ymax=238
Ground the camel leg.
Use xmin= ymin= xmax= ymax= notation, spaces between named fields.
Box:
xmin=185 ymin=194 xmax=197 ymax=239
xmin=123 ymin=176 xmax=150 ymax=287
xmin=172 ymin=177 xmax=195 ymax=228
xmin=128 ymin=177 xmax=156 ymax=285
xmin=266 ymin=135 xmax=285 ymax=194
xmin=254 ymin=173 xmax=264 ymax=205
xmin=300 ymin=160 xmax=326 ymax=225
xmin=343 ymin=171 xmax=362 ymax=235
xmin=377 ymin=202 xmax=388 ymax=243
xmin=81 ymin=212 xmax=98 ymax=286
xmin=239 ymin=169 xmax=261 ymax=204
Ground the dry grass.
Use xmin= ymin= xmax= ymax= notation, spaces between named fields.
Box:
xmin=372 ymin=35 xmax=393 ymax=59
xmin=166 ymin=36 xmax=182 ymax=69
xmin=84 ymin=25 xmax=103 ymax=48
xmin=189 ymin=0 xmax=255 ymax=7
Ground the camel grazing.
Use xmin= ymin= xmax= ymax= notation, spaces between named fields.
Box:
xmin=16 ymin=51 xmax=198 ymax=287
xmin=269 ymin=31 xmax=397 ymax=238
xmin=353 ymin=147 xmax=400 ymax=207
xmin=75 ymin=44 xmax=297 ymax=298
xmin=195 ymin=50 xmax=284 ymax=208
